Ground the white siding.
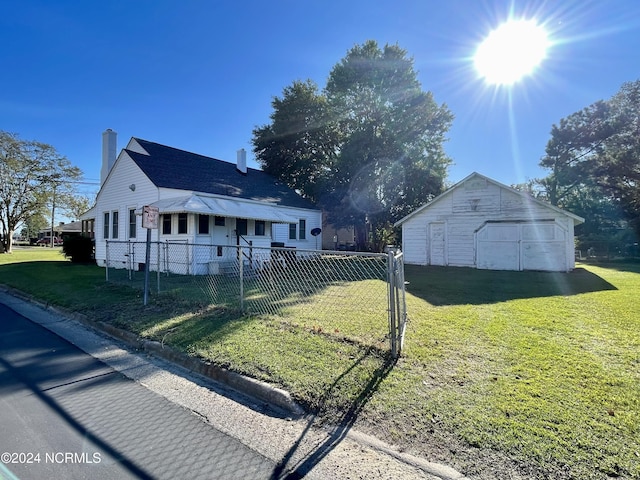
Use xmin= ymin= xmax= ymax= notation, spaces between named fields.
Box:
xmin=400 ymin=175 xmax=580 ymax=272
xmin=94 ymin=152 xmax=159 ymax=264
xmin=271 ymin=209 xmax=323 ymax=250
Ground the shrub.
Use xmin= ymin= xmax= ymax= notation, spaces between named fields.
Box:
xmin=62 ymin=236 xmax=94 ymax=263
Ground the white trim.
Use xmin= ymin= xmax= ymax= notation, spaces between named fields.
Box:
xmin=395 ymin=172 xmax=585 ymax=227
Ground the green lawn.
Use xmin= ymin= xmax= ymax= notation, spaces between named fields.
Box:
xmin=1 ymin=248 xmax=638 ymax=479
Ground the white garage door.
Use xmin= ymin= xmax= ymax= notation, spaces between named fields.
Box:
xmin=476 ymin=222 xmax=567 ymax=271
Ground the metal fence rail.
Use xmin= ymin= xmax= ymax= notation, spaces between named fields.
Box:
xmin=105 ymin=241 xmax=407 ymax=356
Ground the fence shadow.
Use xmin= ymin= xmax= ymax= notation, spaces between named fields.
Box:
xmin=405 ymin=265 xmax=618 ymax=306
xmin=270 ymin=350 xmax=396 ymax=479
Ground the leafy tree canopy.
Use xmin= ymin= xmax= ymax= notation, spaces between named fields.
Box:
xmin=253 ymin=41 xmax=453 ymax=251
xmin=0 ymin=131 xmax=82 ymax=252
xmin=20 ymin=213 xmax=49 ymax=240
xmin=539 ymin=80 xmax=640 ymax=242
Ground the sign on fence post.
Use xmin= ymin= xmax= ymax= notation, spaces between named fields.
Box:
xmin=142 ymin=206 xmax=159 ymax=305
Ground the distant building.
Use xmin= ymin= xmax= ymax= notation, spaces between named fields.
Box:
xmin=38 ymin=221 xmax=83 ymax=239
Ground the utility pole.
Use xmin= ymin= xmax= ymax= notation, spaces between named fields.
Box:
xmin=50 ymin=177 xmax=60 ymax=248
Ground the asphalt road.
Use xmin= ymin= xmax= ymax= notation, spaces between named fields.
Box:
xmin=0 ymin=301 xmax=275 ymax=480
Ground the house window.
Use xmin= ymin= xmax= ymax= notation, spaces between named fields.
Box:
xmin=215 ymin=216 xmax=225 ymax=226
xmin=178 ymin=213 xmax=188 ymax=234
xmin=129 ymin=209 xmax=136 ymax=238
xmin=112 ymin=211 xmax=119 ymax=239
xmin=236 ymin=218 xmax=248 ymax=236
xmin=255 ymin=220 xmax=266 ymax=236
xmin=198 ymin=214 xmax=209 ymax=234
xmin=289 ymin=223 xmax=297 ymax=240
xmin=103 ymin=212 xmax=110 ymax=239
xmin=299 ymin=219 xmax=306 ymax=240
xmin=162 ymin=214 xmax=172 ymax=235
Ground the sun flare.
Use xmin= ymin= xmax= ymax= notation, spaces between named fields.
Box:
xmin=474 ymin=19 xmax=549 ymax=85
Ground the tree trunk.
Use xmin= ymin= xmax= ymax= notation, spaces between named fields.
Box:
xmin=354 ymin=220 xmax=368 ymax=251
xmin=5 ymin=229 xmax=13 ymax=253
xmin=0 ymin=234 xmax=9 ymax=253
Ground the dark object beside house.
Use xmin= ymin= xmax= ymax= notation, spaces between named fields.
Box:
xmin=62 ymin=236 xmax=95 ymax=263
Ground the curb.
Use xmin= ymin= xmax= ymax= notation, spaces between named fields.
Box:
xmin=1 ymin=286 xmax=304 ymax=416
xmin=346 ymin=430 xmax=470 ymax=480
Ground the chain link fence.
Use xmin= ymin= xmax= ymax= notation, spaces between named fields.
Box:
xmin=105 ymin=240 xmax=407 ymax=356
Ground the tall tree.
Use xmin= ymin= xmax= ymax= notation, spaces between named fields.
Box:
xmin=253 ymin=41 xmax=453 ymax=251
xmin=594 ymin=81 xmax=640 ymax=236
xmin=61 ymin=193 xmax=94 ymax=221
xmin=252 ymin=80 xmax=339 ymax=203
xmin=0 ymin=131 xmax=82 ymax=253
xmin=539 ymin=79 xmax=640 ymax=240
xmin=20 ymin=213 xmax=49 ymax=241
xmin=326 ymin=42 xmax=453 ymax=248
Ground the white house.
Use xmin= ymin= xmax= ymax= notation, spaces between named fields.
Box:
xmin=84 ymin=129 xmax=322 ymax=273
xmin=395 ymin=172 xmax=584 ymax=272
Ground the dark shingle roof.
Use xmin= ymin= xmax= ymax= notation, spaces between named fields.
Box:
xmin=126 ymin=138 xmax=317 ymax=210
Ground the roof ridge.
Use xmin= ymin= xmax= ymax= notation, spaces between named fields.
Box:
xmin=131 ymin=137 xmax=262 ymax=172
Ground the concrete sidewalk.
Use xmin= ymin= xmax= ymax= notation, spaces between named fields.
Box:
xmin=0 ymin=287 xmax=468 ymax=480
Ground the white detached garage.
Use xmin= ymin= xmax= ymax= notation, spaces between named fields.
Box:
xmin=395 ymin=172 xmax=584 ymax=272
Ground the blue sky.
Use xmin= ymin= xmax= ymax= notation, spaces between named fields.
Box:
xmin=2 ymin=0 xmax=640 ymax=199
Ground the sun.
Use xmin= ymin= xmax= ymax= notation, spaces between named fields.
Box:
xmin=474 ymin=19 xmax=550 ymax=85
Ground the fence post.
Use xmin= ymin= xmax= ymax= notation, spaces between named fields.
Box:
xmin=143 ymin=229 xmax=152 ymax=306
xmin=388 ymin=251 xmax=397 ymax=357
xmin=105 ymin=240 xmax=110 ymax=282
xmin=127 ymin=241 xmax=132 ymax=280
xmin=239 ymin=246 xmax=245 ymax=312
xmin=396 ymin=252 xmax=407 ymax=353
xmin=157 ymin=241 xmax=161 ymax=293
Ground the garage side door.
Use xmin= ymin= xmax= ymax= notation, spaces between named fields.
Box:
xmin=429 ymin=222 xmax=446 ymax=266
xmin=476 ymin=224 xmax=519 ymax=270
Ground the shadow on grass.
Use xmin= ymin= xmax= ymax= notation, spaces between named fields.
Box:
xmin=271 ymin=350 xmax=396 ymax=479
xmin=405 ymin=265 xmax=617 ymax=306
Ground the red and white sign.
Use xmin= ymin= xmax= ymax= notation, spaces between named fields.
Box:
xmin=142 ymin=205 xmax=159 ymax=229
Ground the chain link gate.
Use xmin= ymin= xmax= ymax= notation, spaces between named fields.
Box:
xmin=105 ymin=240 xmax=408 ymax=357
xmin=388 ymin=250 xmax=408 ymax=358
